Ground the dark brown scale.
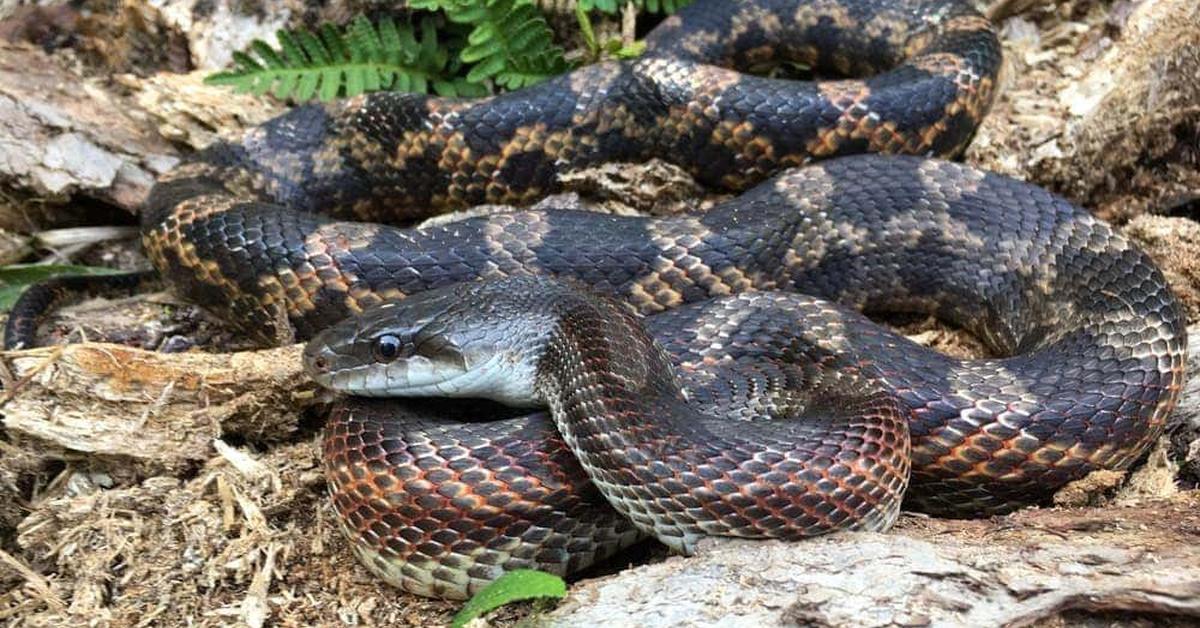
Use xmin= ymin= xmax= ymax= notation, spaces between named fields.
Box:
xmin=530 ymin=282 xmax=909 ymax=549
xmin=144 ymin=0 xmax=998 ymax=224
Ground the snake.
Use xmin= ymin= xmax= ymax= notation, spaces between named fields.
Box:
xmin=2 ymin=0 xmax=1188 ymax=603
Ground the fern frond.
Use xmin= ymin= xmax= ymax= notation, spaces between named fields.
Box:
xmin=205 ymin=16 xmax=475 ymax=101
xmin=413 ymin=0 xmax=570 ymax=89
xmin=573 ymin=0 xmax=693 ymax=14
xmin=207 ymin=0 xmax=675 ymax=102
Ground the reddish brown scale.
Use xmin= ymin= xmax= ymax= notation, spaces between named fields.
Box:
xmin=323 ymin=400 xmax=643 ymax=599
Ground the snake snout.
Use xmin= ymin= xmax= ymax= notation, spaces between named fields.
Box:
xmin=303 ymin=341 xmax=336 ymax=379
xmin=303 ymin=328 xmax=360 ymax=392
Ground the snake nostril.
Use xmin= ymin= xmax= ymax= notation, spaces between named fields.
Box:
xmin=312 ymin=354 xmax=329 ymax=372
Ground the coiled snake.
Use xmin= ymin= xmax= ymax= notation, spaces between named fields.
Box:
xmin=5 ymin=0 xmax=1188 ymax=602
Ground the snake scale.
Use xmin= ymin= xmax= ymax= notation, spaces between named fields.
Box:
xmin=4 ymin=0 xmax=1188 ymax=602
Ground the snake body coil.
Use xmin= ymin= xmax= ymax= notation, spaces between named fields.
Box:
xmin=3 ymin=0 xmax=1187 ymax=604
xmin=303 ymin=157 xmax=1187 ymax=597
xmin=309 ymin=279 xmax=912 ymax=597
xmin=124 ymin=0 xmax=1001 ymax=343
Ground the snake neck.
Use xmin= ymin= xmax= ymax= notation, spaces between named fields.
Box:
xmin=534 ymin=296 xmax=685 ymax=438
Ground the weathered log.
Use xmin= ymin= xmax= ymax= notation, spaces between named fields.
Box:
xmin=1044 ymin=0 xmax=1200 ymax=203
xmin=1 ymin=342 xmax=315 ymax=472
xmin=967 ymin=0 xmax=1200 ymax=214
xmin=0 ymin=43 xmax=177 ymax=212
xmin=545 ymin=494 xmax=1200 ymax=627
xmin=0 ymin=42 xmax=279 ymax=216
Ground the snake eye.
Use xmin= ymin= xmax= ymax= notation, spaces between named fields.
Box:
xmin=373 ymin=334 xmax=402 ymax=362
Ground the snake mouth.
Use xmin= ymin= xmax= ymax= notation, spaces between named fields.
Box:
xmin=311 ymin=350 xmax=538 ymax=404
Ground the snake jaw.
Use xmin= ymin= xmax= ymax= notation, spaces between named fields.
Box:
xmin=387 ymin=351 xmax=542 ymax=406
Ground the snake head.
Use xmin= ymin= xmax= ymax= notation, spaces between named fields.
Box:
xmin=303 ymin=277 xmax=564 ymax=406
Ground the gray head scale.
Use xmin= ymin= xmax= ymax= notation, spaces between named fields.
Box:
xmin=302 ymin=277 xmax=567 ymax=407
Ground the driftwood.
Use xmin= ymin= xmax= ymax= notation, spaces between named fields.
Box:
xmin=0 ymin=42 xmax=280 ymax=217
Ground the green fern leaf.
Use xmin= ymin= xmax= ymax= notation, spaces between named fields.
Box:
xmin=206 ymin=15 xmax=463 ymax=101
xmin=577 ymin=0 xmax=693 ymax=13
xmin=278 ymin=30 xmax=307 ymax=66
xmin=466 ymin=54 xmax=507 ymax=82
xmin=378 ymin=18 xmax=405 ymax=64
xmin=420 ymin=0 xmax=570 ymax=89
xmin=320 ymin=23 xmax=349 ymax=61
xmin=250 ymin=40 xmax=283 ymax=69
xmin=210 ymin=1 xmax=610 ymax=101
xmin=294 ymin=70 xmax=319 ymax=101
xmin=348 ymin=16 xmax=379 ymax=62
xmin=318 ymin=68 xmax=339 ymax=101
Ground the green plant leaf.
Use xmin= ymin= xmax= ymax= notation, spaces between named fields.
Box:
xmin=577 ymin=0 xmax=694 ymax=14
xmin=466 ymin=53 xmax=507 ymax=82
xmin=611 ymin=40 xmax=647 ymax=58
xmin=451 ymin=570 xmax=567 ymax=628
xmin=206 ymin=2 xmax=585 ymax=101
xmin=0 ymin=264 xmax=124 ymax=312
xmin=576 ymin=2 xmax=598 ymax=55
xmin=204 ymin=15 xmax=458 ymax=102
